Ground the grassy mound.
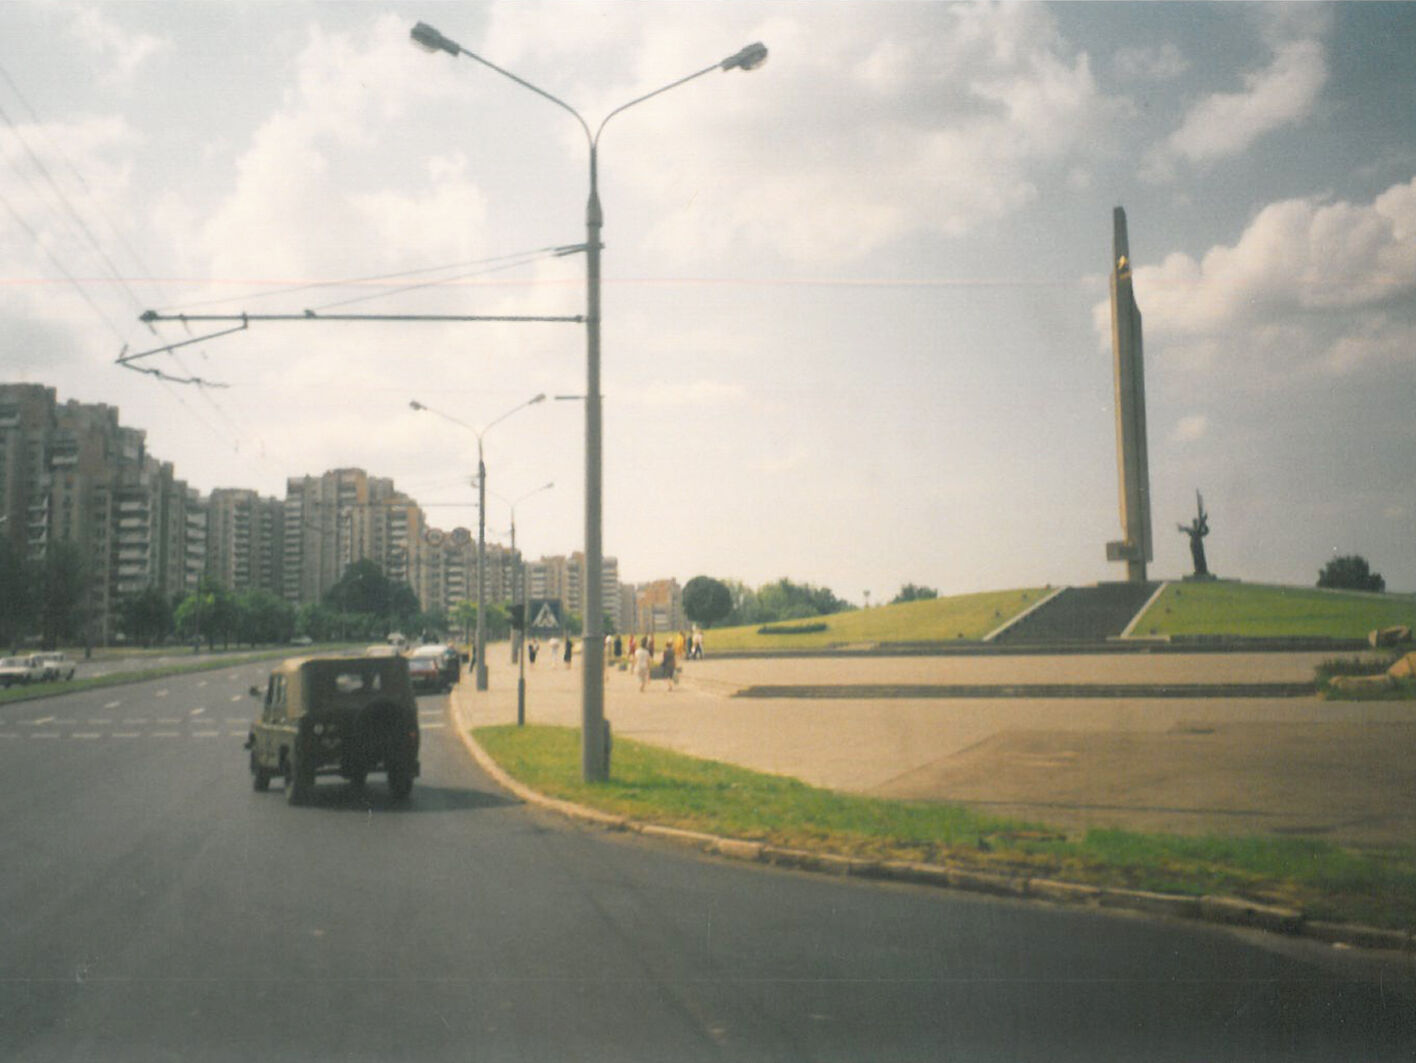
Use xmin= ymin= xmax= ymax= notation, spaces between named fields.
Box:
xmin=1134 ymin=582 xmax=1416 ymax=639
xmin=699 ymin=587 xmax=1049 ymax=651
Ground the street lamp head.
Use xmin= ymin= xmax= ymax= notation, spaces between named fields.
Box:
xmin=721 ymin=42 xmax=768 ymax=72
xmin=529 ymin=393 xmax=547 ymax=405
xmin=409 ymin=400 xmax=425 ymax=411
xmin=410 ymin=22 xmax=461 ymax=57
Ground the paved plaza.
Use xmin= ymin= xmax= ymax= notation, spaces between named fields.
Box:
xmin=454 ymin=646 xmax=1416 ymax=847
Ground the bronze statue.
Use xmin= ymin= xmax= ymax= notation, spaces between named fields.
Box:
xmin=1178 ymin=491 xmax=1210 ymax=578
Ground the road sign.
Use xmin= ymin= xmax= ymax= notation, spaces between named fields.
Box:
xmin=528 ymin=600 xmax=562 ymax=632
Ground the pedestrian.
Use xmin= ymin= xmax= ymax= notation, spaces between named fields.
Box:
xmin=634 ymin=641 xmax=651 ymax=691
xmin=613 ymin=634 xmax=623 ymax=660
xmin=605 ymin=634 xmax=614 ymax=668
xmin=676 ymin=630 xmax=687 ymax=659
xmin=549 ymin=636 xmax=560 ymax=664
xmin=628 ymin=635 xmax=637 ymax=660
xmin=691 ymin=628 xmax=703 ymax=660
xmin=563 ymin=635 xmax=573 ymax=669
xmin=662 ymin=642 xmax=678 ymax=690
xmin=646 ymin=633 xmax=655 ymax=657
xmin=527 ymin=639 xmax=538 ymax=666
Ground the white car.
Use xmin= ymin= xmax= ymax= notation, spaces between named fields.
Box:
xmin=0 ymin=655 xmax=43 ymax=687
xmin=34 ymin=652 xmax=76 ymax=681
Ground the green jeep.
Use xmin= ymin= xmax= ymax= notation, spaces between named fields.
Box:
xmin=246 ymin=655 xmax=421 ymax=804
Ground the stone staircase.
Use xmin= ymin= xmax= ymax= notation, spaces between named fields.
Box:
xmin=991 ymin=583 xmax=1159 ymax=644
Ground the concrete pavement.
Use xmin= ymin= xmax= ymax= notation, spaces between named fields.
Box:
xmin=452 ymin=644 xmax=1416 ymax=848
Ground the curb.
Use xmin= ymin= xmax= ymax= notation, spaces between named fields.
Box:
xmin=447 ymin=699 xmax=1412 ymax=956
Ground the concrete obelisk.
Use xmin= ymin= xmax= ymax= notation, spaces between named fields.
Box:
xmin=1105 ymin=207 xmax=1152 ymax=583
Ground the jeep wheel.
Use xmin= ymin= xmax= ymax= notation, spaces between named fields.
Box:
xmin=286 ymin=752 xmax=313 ymax=805
xmin=387 ymin=759 xmax=413 ymax=801
xmin=251 ymin=751 xmax=272 ymax=792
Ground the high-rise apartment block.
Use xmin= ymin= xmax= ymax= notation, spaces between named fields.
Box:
xmin=0 ymin=382 xmax=637 ymax=644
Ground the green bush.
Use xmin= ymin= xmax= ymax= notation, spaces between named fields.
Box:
xmin=757 ymin=622 xmax=828 ymax=636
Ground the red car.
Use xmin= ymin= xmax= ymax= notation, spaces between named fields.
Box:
xmin=406 ymin=654 xmax=447 ymax=694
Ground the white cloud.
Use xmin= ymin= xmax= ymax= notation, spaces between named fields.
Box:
xmin=590 ymin=3 xmax=1123 ymax=265
xmin=1093 ymin=176 xmax=1416 ymax=379
xmin=1114 ymin=43 xmax=1189 ymax=82
xmin=1171 ymin=414 xmax=1208 ymax=443
xmin=67 ymin=6 xmax=168 ymax=86
xmin=1144 ymin=37 xmax=1326 ymax=179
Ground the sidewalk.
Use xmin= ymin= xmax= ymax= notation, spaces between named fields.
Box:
xmin=452 ymin=645 xmax=1416 ymax=848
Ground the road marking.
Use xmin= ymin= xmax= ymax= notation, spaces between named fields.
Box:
xmin=156 ymin=717 xmax=181 ymax=724
xmin=155 ymin=690 xmax=169 ymax=698
xmin=228 ymin=730 xmax=248 ymax=737
xmin=152 ymin=731 xmax=180 ymax=738
xmin=112 ymin=732 xmax=140 ymax=739
xmin=192 ymin=730 xmax=221 ymax=738
xmin=104 ymin=700 xmax=122 ymax=709
xmin=422 ymin=722 xmax=446 ymax=730
xmin=125 ymin=717 xmax=150 ymax=724
xmin=190 ymin=707 xmax=206 ymax=716
xmin=230 ymin=695 xmax=244 ymax=703
xmin=87 ymin=718 xmax=112 ymax=725
xmin=72 ymin=732 xmax=101 ymax=740
xmin=29 ymin=716 xmax=55 ymax=726
xmin=197 ymin=680 xmax=208 ymax=688
xmin=32 ymin=732 xmax=60 ymax=739
xmin=0 ymin=732 xmax=18 ymax=739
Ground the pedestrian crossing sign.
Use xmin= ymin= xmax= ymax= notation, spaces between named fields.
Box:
xmin=529 ymin=600 xmax=562 ymax=632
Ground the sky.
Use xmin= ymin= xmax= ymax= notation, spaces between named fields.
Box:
xmin=1 ymin=1 xmax=1414 ymax=600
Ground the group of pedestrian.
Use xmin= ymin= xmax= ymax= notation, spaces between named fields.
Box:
xmin=525 ymin=636 xmax=574 ymax=669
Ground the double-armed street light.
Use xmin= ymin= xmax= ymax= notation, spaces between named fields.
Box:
xmin=410 ymin=394 xmax=546 ymax=691
xmin=491 ymin=481 xmax=555 ymax=725
xmin=410 ymin=20 xmax=767 ymax=781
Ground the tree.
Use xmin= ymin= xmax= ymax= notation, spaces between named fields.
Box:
xmin=120 ymin=586 xmax=173 ymax=647
xmin=683 ymin=575 xmax=733 ymax=628
xmin=235 ymin=590 xmax=295 ymax=646
xmin=754 ymin=578 xmax=852 ymax=623
xmin=0 ymin=537 xmax=31 ymax=651
xmin=35 ymin=542 xmax=87 ymax=649
xmin=892 ymin=583 xmax=939 ymax=605
xmin=324 ymin=559 xmax=421 ymax=631
xmin=1317 ymin=555 xmax=1385 ymax=593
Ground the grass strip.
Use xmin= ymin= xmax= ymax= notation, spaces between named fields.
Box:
xmin=0 ymin=646 xmax=347 ymax=707
xmin=476 ymin=724 xmax=1416 ymax=931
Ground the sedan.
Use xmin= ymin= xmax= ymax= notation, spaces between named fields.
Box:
xmin=406 ymin=654 xmax=447 ymax=694
xmin=0 ymin=655 xmax=42 ymax=687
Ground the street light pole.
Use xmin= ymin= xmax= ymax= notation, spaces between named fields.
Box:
xmin=493 ymin=481 xmax=554 ymax=725
xmin=411 ymin=21 xmax=767 ymax=780
xmin=410 ymin=394 xmax=545 ymax=691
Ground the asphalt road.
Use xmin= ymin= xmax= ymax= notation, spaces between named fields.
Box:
xmin=1 ymin=663 xmax=1412 ymax=1061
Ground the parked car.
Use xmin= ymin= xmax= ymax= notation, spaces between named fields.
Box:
xmin=0 ymin=655 xmax=43 ymax=687
xmin=245 ymin=654 xmax=420 ymax=804
xmin=34 ymin=652 xmax=76 ymax=681
xmin=410 ymin=643 xmax=459 ymax=687
xmin=406 ymin=653 xmax=447 ymax=694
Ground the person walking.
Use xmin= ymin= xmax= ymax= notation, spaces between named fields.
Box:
xmin=691 ymin=628 xmax=704 ymax=660
xmin=634 ymin=641 xmax=651 ymax=692
xmin=527 ymin=639 xmax=539 ymax=666
xmin=662 ymin=642 xmax=678 ymax=690
xmin=563 ymin=635 xmax=574 ymax=669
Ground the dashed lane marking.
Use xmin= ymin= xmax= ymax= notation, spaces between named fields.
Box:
xmin=156 ymin=717 xmax=182 ymax=724
xmin=190 ymin=708 xmax=206 ymax=716
xmin=152 ymin=731 xmax=180 ymax=738
xmin=72 ymin=732 xmax=101 ymax=740
xmin=422 ymin=722 xmax=447 ymax=730
xmin=32 ymin=733 xmax=60 ymax=739
xmin=155 ymin=690 xmax=169 ymax=698
xmin=87 ymin=718 xmax=112 ymax=725
xmin=29 ymin=716 xmax=55 ymax=726
xmin=104 ymin=701 xmax=122 ymax=710
xmin=192 ymin=730 xmax=222 ymax=738
xmin=112 ymin=732 xmax=140 ymax=739
xmin=125 ymin=717 xmax=150 ymax=724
